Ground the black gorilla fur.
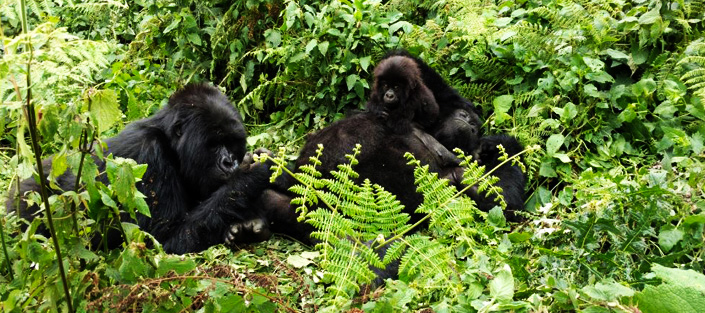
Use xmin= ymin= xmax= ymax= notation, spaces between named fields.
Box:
xmin=252 ymin=56 xmax=463 ymax=244
xmin=432 ymin=108 xmax=526 ymax=222
xmin=382 ymin=50 xmax=526 ymax=221
xmin=380 ymin=50 xmax=482 ymax=128
xmin=366 ymin=55 xmax=438 ymax=133
xmin=6 ymin=84 xmax=272 ymax=254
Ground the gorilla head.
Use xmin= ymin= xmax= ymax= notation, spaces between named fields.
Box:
xmin=367 ymin=55 xmax=438 ymax=133
xmin=158 ymin=85 xmax=248 ymax=197
xmin=432 ymin=106 xmax=483 ymax=153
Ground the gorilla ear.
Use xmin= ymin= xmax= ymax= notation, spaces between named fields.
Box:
xmin=173 ymin=121 xmax=183 ymax=138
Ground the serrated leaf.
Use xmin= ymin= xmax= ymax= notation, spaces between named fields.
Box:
xmin=582 ymin=280 xmax=634 ymax=302
xmin=489 ymin=265 xmax=514 ymax=301
xmin=305 ymin=39 xmax=318 ymax=54
xmin=90 ymin=89 xmax=121 ymax=134
xmin=318 ymin=41 xmax=329 ymax=56
xmin=651 ymin=264 xmax=705 ymax=292
xmin=288 ymin=254 xmax=314 ymax=268
xmin=264 ymin=29 xmax=281 ymax=48
xmin=546 ymin=134 xmax=565 ymax=156
xmin=346 ymin=74 xmax=359 ymax=91
xmin=658 ymin=227 xmax=684 ymax=253
xmin=636 ymin=283 xmax=705 ymax=313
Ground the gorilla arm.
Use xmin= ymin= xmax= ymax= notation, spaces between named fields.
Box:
xmin=133 ymin=139 xmax=271 ymax=254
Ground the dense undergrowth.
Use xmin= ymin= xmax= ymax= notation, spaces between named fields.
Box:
xmin=1 ymin=0 xmax=704 ymax=312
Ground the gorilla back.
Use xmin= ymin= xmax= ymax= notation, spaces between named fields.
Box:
xmin=6 ymin=84 xmax=272 ymax=254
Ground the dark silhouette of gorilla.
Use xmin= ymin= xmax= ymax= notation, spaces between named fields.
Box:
xmin=383 ymin=50 xmax=526 ymax=221
xmin=432 ymin=108 xmax=526 ymax=222
xmin=230 ymin=51 xmax=526 ymax=286
xmin=367 ymin=55 xmax=438 ymax=133
xmin=6 ymin=84 xmax=272 ymax=254
xmin=244 ymin=56 xmax=460 ymax=244
xmin=380 ymin=50 xmax=482 ymax=130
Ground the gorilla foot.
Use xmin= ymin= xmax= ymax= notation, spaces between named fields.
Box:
xmin=224 ymin=218 xmax=272 ymax=246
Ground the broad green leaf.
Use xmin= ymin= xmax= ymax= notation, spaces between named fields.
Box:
xmin=633 ymin=78 xmax=657 ymax=96
xmin=686 ymin=98 xmax=705 ymax=120
xmin=658 ymin=227 xmax=684 ymax=252
xmin=156 ymin=256 xmax=196 ymax=276
xmin=489 ymin=265 xmax=514 ymax=301
xmin=582 ymin=280 xmax=634 ymax=302
xmin=264 ymin=29 xmax=281 ymax=48
xmin=554 ymin=153 xmax=571 ymax=163
xmin=638 ymin=8 xmax=661 ymax=25
xmin=346 ymin=74 xmax=359 ymax=91
xmin=493 ymin=95 xmax=513 ymax=125
xmin=89 ymin=89 xmax=121 ymax=134
xmin=487 ymin=206 xmax=506 ymax=227
xmin=651 ymin=264 xmax=705 ymax=291
xmin=187 ymin=32 xmax=201 ymax=46
xmin=50 ymin=149 xmax=68 ymax=180
xmin=586 ymin=71 xmax=614 ymax=83
xmin=287 ymin=254 xmax=314 ymax=268
xmin=318 ymin=41 xmax=330 ymax=56
xmin=539 ymin=160 xmax=557 ymax=177
xmin=163 ymin=16 xmax=181 ymax=34
xmin=602 ymin=49 xmax=629 ymax=61
xmin=636 ymin=283 xmax=705 ymax=313
xmin=305 ymin=39 xmax=318 ymax=54
xmin=359 ymin=56 xmax=371 ymax=72
xmin=546 ymin=134 xmax=565 ymax=156
xmin=654 ymin=101 xmax=678 ymax=117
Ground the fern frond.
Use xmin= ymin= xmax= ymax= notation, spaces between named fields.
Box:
xmin=398 ymin=235 xmax=456 ymax=282
xmin=320 ymin=239 xmax=379 ymax=297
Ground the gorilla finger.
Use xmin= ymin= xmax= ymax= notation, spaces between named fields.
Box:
xmin=253 ymin=147 xmax=273 ymax=158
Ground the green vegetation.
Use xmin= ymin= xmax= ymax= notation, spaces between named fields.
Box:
xmin=1 ymin=0 xmax=704 ymax=312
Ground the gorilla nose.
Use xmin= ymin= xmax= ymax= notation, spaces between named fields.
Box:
xmin=219 ymin=155 xmax=239 ymax=174
xmin=384 ymin=90 xmax=397 ymax=103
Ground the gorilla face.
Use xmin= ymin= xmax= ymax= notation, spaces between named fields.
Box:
xmin=367 ymin=55 xmax=438 ymax=133
xmin=381 ymin=82 xmax=401 ymax=106
xmin=432 ymin=108 xmax=482 ymax=152
xmin=167 ymin=86 xmax=248 ymax=198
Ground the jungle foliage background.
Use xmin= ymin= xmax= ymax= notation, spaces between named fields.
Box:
xmin=1 ymin=0 xmax=704 ymax=312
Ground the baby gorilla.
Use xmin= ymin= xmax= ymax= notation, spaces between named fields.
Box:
xmin=367 ymin=55 xmax=439 ymax=134
xmin=7 ymin=84 xmax=272 ymax=254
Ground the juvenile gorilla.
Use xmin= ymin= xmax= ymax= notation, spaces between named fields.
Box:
xmin=7 ymin=84 xmax=272 ymax=254
xmin=366 ymin=55 xmax=439 ymax=133
xmin=380 ymin=50 xmax=482 ymax=130
xmin=383 ymin=50 xmax=526 ymax=220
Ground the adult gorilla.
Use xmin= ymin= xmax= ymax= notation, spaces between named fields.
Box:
xmin=7 ymin=84 xmax=272 ymax=254
xmin=432 ymin=108 xmax=526 ymax=222
xmin=246 ymin=56 xmax=461 ymax=244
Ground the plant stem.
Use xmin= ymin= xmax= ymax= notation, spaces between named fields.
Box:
xmin=19 ymin=1 xmax=74 ymax=311
xmin=0 ymin=214 xmax=12 ymax=279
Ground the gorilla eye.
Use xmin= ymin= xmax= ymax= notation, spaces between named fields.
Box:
xmin=459 ymin=111 xmax=469 ymax=119
xmin=393 ymin=85 xmax=399 ymax=90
